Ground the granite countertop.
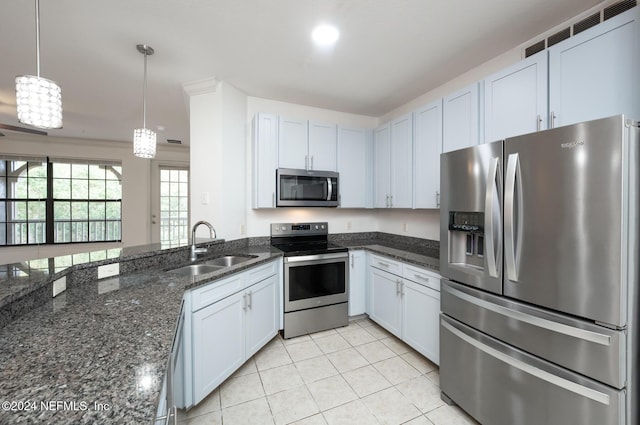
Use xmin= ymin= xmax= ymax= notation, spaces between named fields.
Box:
xmin=0 ymin=233 xmax=439 ymax=424
xmin=0 ymin=242 xmax=281 ymax=424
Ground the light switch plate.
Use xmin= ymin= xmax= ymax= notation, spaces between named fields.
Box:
xmin=98 ymin=263 xmax=120 ymax=279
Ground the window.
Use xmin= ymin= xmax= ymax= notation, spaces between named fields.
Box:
xmin=159 ymin=167 xmax=189 ymax=246
xmin=0 ymin=156 xmax=122 ymax=246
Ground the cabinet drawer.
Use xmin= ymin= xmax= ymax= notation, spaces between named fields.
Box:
xmin=369 ymin=254 xmax=402 ymax=275
xmin=191 ymin=274 xmax=244 ymax=312
xmin=403 ymin=264 xmax=441 ymax=292
xmin=245 ymin=260 xmax=278 ymax=287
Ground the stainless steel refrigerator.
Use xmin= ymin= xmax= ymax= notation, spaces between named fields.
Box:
xmin=439 ymin=115 xmax=639 ymax=425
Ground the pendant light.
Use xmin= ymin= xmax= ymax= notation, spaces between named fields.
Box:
xmin=15 ymin=0 xmax=63 ymax=130
xmin=133 ymin=44 xmax=156 ymax=159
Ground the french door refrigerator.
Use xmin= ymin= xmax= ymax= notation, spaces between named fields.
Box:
xmin=439 ymin=115 xmax=639 ymax=425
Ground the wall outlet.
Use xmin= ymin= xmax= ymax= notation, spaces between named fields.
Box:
xmin=240 ymin=224 xmax=246 ymax=235
xmin=403 ymin=222 xmax=409 ymax=232
xmin=98 ymin=263 xmax=120 ymax=279
xmin=347 ymin=221 xmax=352 ymax=230
xmin=201 ymin=191 xmax=210 ymax=205
xmin=53 ymin=276 xmax=67 ymax=297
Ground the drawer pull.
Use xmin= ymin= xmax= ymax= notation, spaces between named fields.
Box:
xmin=414 ymin=274 xmax=429 ymax=281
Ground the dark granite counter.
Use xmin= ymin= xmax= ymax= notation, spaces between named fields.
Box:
xmin=0 ymin=232 xmax=439 ymax=424
xmin=0 ymin=241 xmax=281 ymax=424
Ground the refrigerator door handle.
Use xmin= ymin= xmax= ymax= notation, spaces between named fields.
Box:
xmin=504 ymin=153 xmax=521 ymax=282
xmin=485 ymin=157 xmax=501 ymax=278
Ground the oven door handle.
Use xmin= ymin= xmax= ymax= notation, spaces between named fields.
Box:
xmin=284 ymin=252 xmax=349 ymax=263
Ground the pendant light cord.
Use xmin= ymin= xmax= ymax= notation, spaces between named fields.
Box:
xmin=35 ymin=0 xmax=41 ymax=77
xmin=142 ymin=50 xmax=148 ymax=129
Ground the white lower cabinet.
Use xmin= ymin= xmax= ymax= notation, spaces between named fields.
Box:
xmin=181 ymin=260 xmax=280 ymax=408
xmin=348 ymin=250 xmax=367 ymax=316
xmin=367 ymin=254 xmax=440 ymax=364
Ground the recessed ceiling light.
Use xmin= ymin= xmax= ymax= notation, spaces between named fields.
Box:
xmin=312 ymin=24 xmax=340 ymax=46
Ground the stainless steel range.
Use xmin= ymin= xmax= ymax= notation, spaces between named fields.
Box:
xmin=270 ymin=222 xmax=349 ymax=338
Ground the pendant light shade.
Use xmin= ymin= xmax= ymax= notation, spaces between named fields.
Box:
xmin=15 ymin=0 xmax=63 ymax=129
xmin=133 ymin=44 xmax=156 ymax=159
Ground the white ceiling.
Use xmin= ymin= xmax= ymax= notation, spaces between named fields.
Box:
xmin=0 ymin=0 xmax=605 ymax=145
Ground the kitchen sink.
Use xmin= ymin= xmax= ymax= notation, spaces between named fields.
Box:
xmin=205 ymin=255 xmax=256 ymax=267
xmin=168 ymin=263 xmax=223 ymax=277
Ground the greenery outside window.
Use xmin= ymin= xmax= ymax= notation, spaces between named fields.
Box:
xmin=0 ymin=156 xmax=122 ymax=246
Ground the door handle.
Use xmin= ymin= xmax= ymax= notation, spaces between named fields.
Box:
xmin=248 ymin=291 xmax=253 ymax=309
xmin=484 ymin=156 xmax=501 ymax=278
xmin=536 ymin=114 xmax=542 ymax=132
xmin=310 ymin=155 xmax=314 ymax=170
xmin=504 ymin=153 xmax=521 ymax=282
xmin=436 ymin=191 xmax=440 ymax=207
xmin=550 ymin=111 xmax=557 ymax=129
xmin=242 ymin=293 xmax=248 ymax=311
xmin=327 ymin=178 xmax=333 ymax=201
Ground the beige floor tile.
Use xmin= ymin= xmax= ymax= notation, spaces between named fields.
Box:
xmin=395 ymin=376 xmax=444 ymax=413
xmin=323 ymin=399 xmax=381 ymax=425
xmin=262 ymin=335 xmax=285 ymax=351
xmin=425 ymin=405 xmax=479 ymax=425
xmin=231 ymin=358 xmax=258 ymax=378
xmin=373 ymin=356 xmax=422 ymax=385
xmin=307 ymin=374 xmax=358 ymax=411
xmin=401 ymin=351 xmax=437 ymax=374
xmin=404 ymin=416 xmax=434 ymax=425
xmin=285 ymin=339 xmax=324 ymax=362
xmin=267 ymin=384 xmax=320 ymax=425
xmin=380 ymin=337 xmax=411 ymax=355
xmin=295 ymin=355 xmax=340 ymax=384
xmin=186 ymin=388 xmax=220 ymax=418
xmin=363 ymin=387 xmax=422 ymax=425
xmin=290 ymin=413 xmax=328 ymax=425
xmin=220 ymin=372 xmax=266 ymax=408
xmin=186 ymin=409 xmax=222 ymax=425
xmin=221 ymin=397 xmax=275 ymax=425
xmin=282 ymin=334 xmax=313 ymax=346
xmin=255 ymin=345 xmax=292 ymax=371
xmin=309 ymin=328 xmax=339 ymax=339
xmin=354 ymin=340 xmax=396 ymax=364
xmin=314 ymin=333 xmax=351 ymax=354
xmin=259 ymin=363 xmax=304 ymax=395
xmin=339 ymin=326 xmax=377 ymax=346
xmin=335 ymin=321 xmax=362 ymax=334
xmin=362 ymin=323 xmax=392 ymax=340
xmin=426 ymin=370 xmax=440 ymax=386
xmin=342 ymin=364 xmax=392 ymax=397
xmin=326 ymin=347 xmax=369 ymax=373
xmin=353 ymin=317 xmax=375 ymax=328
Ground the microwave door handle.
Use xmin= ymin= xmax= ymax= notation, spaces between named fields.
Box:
xmin=327 ymin=177 xmax=333 ymax=201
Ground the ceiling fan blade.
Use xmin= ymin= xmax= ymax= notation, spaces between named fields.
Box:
xmin=0 ymin=123 xmax=48 ymax=136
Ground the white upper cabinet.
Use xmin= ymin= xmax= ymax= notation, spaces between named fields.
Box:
xmin=308 ymin=121 xmax=338 ymax=171
xmin=484 ymin=53 xmax=548 ymax=142
xmin=252 ymin=113 xmax=278 ymax=209
xmin=549 ymin=7 xmax=640 ymax=128
xmin=278 ymin=117 xmax=309 ymax=170
xmin=374 ymin=123 xmax=391 ymax=208
xmin=278 ymin=117 xmax=337 ymax=171
xmin=390 ymin=113 xmax=413 ymax=208
xmin=337 ymin=126 xmax=371 ymax=208
xmin=413 ymin=100 xmax=442 ymax=209
xmin=442 ymin=82 xmax=480 ymax=153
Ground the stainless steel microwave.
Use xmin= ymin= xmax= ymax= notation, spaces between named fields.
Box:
xmin=276 ymin=168 xmax=339 ymax=207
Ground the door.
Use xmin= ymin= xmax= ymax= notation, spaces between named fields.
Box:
xmin=192 ymin=292 xmax=244 ymax=405
xmin=308 ymin=121 xmax=337 ymax=171
xmin=337 ymin=127 xmax=370 ymax=208
xmin=252 ymin=113 xmax=278 ymax=208
xmin=245 ymin=275 xmax=279 ymax=359
xmin=151 ymin=164 xmax=189 ymax=245
xmin=548 ymin=7 xmax=639 ymax=128
xmin=278 ymin=117 xmax=308 ymax=169
xmin=284 ymin=254 xmax=348 ymax=312
xmin=440 ymin=140 xmax=503 ymax=294
xmin=369 ymin=267 xmax=402 ymax=338
xmin=503 ymin=115 xmax=628 ymax=327
xmin=413 ymin=100 xmax=442 ymax=208
xmin=443 ymin=83 xmax=480 ymax=153
xmin=402 ymin=279 xmax=440 ymax=364
xmin=348 ymin=250 xmax=366 ymax=316
xmin=484 ymin=52 xmax=548 ymax=141
xmin=390 ymin=113 xmax=413 ymax=208
xmin=374 ymin=123 xmax=391 ymax=208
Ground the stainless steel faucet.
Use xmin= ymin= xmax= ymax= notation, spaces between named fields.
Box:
xmin=190 ymin=220 xmax=216 ymax=262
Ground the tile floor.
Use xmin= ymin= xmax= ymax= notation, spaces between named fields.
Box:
xmin=180 ymin=318 xmax=479 ymax=425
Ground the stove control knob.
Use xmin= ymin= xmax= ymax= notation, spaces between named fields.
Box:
xmin=314 ymin=225 xmax=319 ymax=230
xmin=321 ymin=225 xmax=325 ymax=230
xmin=281 ymin=226 xmax=286 ymax=231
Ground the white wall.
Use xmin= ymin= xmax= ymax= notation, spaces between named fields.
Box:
xmin=0 ymin=133 xmax=189 ymax=264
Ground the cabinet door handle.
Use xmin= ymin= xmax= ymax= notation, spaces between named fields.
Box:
xmin=396 ymin=280 xmax=401 ymax=295
xmin=401 ymin=281 xmax=405 ymax=296
xmin=351 ymin=254 xmax=354 ymax=268
xmin=310 ymin=155 xmax=314 ymax=170
xmin=536 ymin=114 xmax=542 ymax=132
xmin=272 ymin=192 xmax=275 ymax=207
xmin=550 ymin=111 xmax=556 ymax=129
xmin=305 ymin=155 xmax=308 ymax=170
xmin=248 ymin=291 xmax=253 ymax=309
xmin=242 ymin=293 xmax=248 ymax=311
xmin=436 ymin=191 xmax=440 ymax=207
xmin=389 ymin=195 xmax=393 ymax=208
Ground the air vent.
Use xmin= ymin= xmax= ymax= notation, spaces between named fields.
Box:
xmin=547 ymin=27 xmax=571 ymax=47
xmin=573 ymin=12 xmax=602 ymax=35
xmin=604 ymin=0 xmax=637 ymax=20
xmin=166 ymin=139 xmax=182 ymax=144
xmin=524 ymin=40 xmax=546 ymax=58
